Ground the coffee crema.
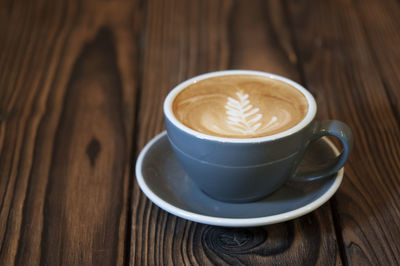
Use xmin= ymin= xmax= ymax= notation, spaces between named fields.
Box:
xmin=172 ymin=75 xmax=309 ymax=138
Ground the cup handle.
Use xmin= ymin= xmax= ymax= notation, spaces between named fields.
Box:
xmin=289 ymin=120 xmax=354 ymax=182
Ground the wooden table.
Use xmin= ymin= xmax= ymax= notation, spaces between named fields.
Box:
xmin=1 ymin=0 xmax=399 ymax=265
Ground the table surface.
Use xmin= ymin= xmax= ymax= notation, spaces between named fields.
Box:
xmin=1 ymin=0 xmax=399 ymax=265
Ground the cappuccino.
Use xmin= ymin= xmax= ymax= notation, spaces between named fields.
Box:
xmin=172 ymin=75 xmax=308 ymax=138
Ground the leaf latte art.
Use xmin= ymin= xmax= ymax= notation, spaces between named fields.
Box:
xmin=225 ymin=91 xmax=278 ymax=134
xmin=172 ymin=75 xmax=309 ymax=138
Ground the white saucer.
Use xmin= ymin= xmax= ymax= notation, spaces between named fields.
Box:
xmin=135 ymin=132 xmax=343 ymax=227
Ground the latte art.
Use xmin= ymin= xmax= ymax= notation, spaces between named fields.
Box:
xmin=225 ymin=90 xmax=277 ymax=135
xmin=172 ymin=75 xmax=309 ymax=138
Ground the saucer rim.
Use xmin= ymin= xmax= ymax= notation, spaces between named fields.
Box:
xmin=135 ymin=131 xmax=343 ymax=227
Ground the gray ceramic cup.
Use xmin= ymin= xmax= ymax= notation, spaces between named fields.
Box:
xmin=164 ymin=70 xmax=353 ymax=203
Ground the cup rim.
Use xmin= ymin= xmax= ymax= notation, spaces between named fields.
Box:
xmin=163 ymin=70 xmax=317 ymax=143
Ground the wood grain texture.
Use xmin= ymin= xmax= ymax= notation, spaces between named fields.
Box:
xmin=1 ymin=0 xmax=399 ymax=265
xmin=287 ymin=0 xmax=400 ymax=264
xmin=131 ymin=0 xmax=341 ymax=265
xmin=0 ymin=0 xmax=141 ymax=265
xmin=130 ymin=0 xmax=232 ymax=264
xmin=354 ymin=0 xmax=400 ymax=120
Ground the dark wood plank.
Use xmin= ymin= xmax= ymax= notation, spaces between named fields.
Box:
xmin=354 ymin=0 xmax=400 ymax=120
xmin=287 ymin=0 xmax=400 ymax=264
xmin=0 ymin=0 xmax=141 ymax=265
xmin=131 ymin=0 xmax=341 ymax=265
xmin=131 ymin=0 xmax=233 ymax=263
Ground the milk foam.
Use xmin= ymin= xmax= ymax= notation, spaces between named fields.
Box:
xmin=172 ymin=75 xmax=308 ymax=138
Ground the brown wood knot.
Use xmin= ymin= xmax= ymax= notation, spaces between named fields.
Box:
xmin=201 ymin=227 xmax=267 ymax=254
xmin=86 ymin=138 xmax=101 ymax=166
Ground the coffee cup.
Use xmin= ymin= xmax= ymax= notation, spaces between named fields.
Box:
xmin=163 ymin=70 xmax=353 ymax=203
